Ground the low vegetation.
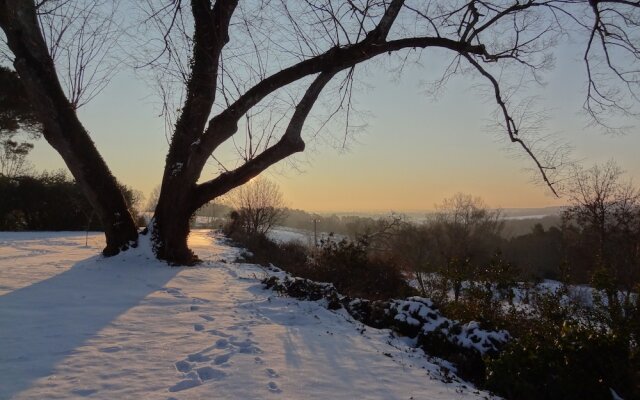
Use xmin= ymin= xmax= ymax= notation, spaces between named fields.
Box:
xmin=0 ymin=171 xmax=145 ymax=230
xmin=223 ymin=163 xmax=640 ymax=400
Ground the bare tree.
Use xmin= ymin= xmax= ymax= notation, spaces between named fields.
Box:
xmin=225 ymin=177 xmax=286 ymax=235
xmin=434 ymin=194 xmax=503 ymax=257
xmin=564 ymin=161 xmax=640 ymax=287
xmin=1 ymin=1 xmax=640 ymax=264
xmin=37 ymin=0 xmax=123 ymax=109
xmin=564 ymin=161 xmax=640 ymax=339
xmin=145 ymin=185 xmax=161 ymax=213
xmin=0 ymin=0 xmax=137 ymax=255
xmin=0 ymin=140 xmax=34 ymax=177
xmin=0 ymin=66 xmax=40 ymax=177
xmin=388 ymin=222 xmax=436 ymax=296
xmin=433 ymin=193 xmax=503 ymax=301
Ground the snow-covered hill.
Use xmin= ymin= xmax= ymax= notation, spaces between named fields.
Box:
xmin=0 ymin=230 xmax=496 ymax=399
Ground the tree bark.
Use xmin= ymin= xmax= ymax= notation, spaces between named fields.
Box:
xmin=150 ymin=0 xmax=238 ymax=265
xmin=0 ymin=1 xmax=138 ymax=255
xmin=152 ymin=192 xmax=198 ymax=265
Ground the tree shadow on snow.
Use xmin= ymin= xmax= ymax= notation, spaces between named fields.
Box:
xmin=0 ymin=252 xmax=179 ymax=398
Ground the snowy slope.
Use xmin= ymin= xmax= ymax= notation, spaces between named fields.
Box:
xmin=0 ymin=230 xmax=497 ymax=399
xmin=266 ymin=226 xmax=312 ymax=245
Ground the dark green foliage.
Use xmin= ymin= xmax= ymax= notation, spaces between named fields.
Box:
xmin=430 ymin=266 xmax=640 ymax=399
xmin=228 ymin=231 xmax=309 ymax=274
xmin=443 ymin=253 xmax=519 ymax=329
xmin=0 ymin=172 xmax=143 ymax=230
xmin=0 ymin=172 xmax=89 ymax=230
xmin=502 ymin=224 xmax=563 ymax=280
xmin=228 ymin=229 xmax=414 ymax=301
xmin=306 ymin=237 xmax=415 ymax=300
xmin=486 ymin=323 xmax=637 ymax=400
xmin=0 ymin=66 xmax=39 ymax=136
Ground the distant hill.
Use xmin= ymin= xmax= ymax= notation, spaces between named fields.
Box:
xmin=500 ymin=206 xmax=565 ymax=219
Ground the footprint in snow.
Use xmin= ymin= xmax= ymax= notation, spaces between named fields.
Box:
xmin=207 ymin=329 xmax=231 ymax=338
xmin=239 ymin=345 xmax=262 ymax=354
xmin=267 ymin=381 xmax=281 ymax=393
xmin=175 ymin=360 xmax=192 ymax=372
xmin=99 ymin=346 xmax=121 ymax=353
xmin=169 ymin=371 xmax=205 ymax=393
xmin=162 ymin=287 xmax=186 ymax=298
xmin=199 ymin=314 xmax=215 ymax=321
xmin=196 ymin=366 xmax=226 ymax=381
xmin=192 ymin=297 xmax=210 ymax=304
xmin=265 ymin=368 xmax=279 ymax=378
xmin=213 ymin=353 xmax=232 ymax=365
xmin=194 ymin=323 xmax=205 ymax=332
xmin=169 ymin=378 xmax=201 ymax=392
xmin=231 ymin=339 xmax=262 ymax=354
xmin=71 ymin=388 xmax=98 ymax=397
xmin=187 ymin=352 xmax=213 ymax=362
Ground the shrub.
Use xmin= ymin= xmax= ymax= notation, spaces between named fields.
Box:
xmin=229 ymin=230 xmax=414 ymax=301
xmin=0 ymin=172 xmax=144 ymax=230
xmin=230 ymin=228 xmax=640 ymax=399
xmin=485 ymin=322 xmax=637 ymax=400
xmin=307 ymin=237 xmax=415 ymax=300
xmin=228 ymin=231 xmax=309 ymax=273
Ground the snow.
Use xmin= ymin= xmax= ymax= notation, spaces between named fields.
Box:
xmin=171 ymin=162 xmax=184 ymax=176
xmin=267 ymin=226 xmax=312 ymax=244
xmin=267 ymin=226 xmax=345 ymax=246
xmin=0 ymin=230 xmax=497 ymax=399
xmin=390 ymin=298 xmax=509 ymax=355
xmin=409 ymin=273 xmax=618 ymax=310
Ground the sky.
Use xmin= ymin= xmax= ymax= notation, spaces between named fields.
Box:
xmin=27 ymin=43 xmax=640 ymax=213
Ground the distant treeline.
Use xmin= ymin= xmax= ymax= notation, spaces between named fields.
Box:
xmin=280 ymin=208 xmax=563 ymax=239
xmin=194 ymin=203 xmax=566 ymax=279
xmin=0 ymin=172 xmax=145 ymax=231
xmin=279 ymin=207 xmax=632 ymax=284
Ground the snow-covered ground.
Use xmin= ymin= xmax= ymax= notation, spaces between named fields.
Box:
xmin=409 ymin=272 xmax=617 ymax=310
xmin=266 ymin=226 xmax=313 ymax=245
xmin=267 ymin=226 xmax=346 ymax=246
xmin=0 ymin=230 xmax=496 ymax=399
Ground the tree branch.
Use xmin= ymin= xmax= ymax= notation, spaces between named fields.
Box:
xmin=194 ymin=36 xmax=487 ymax=165
xmin=462 ymin=53 xmax=559 ymax=196
xmin=192 ymin=70 xmax=336 ymax=208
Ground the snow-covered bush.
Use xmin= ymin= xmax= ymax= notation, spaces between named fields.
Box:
xmin=263 ymin=274 xmax=342 ymax=310
xmin=262 ymin=270 xmax=509 ymax=383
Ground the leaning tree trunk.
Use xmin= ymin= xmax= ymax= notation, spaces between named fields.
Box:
xmin=0 ymin=1 xmax=138 ymax=255
xmin=152 ymin=179 xmax=199 ymax=266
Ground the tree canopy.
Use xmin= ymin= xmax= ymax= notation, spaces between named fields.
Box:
xmin=1 ymin=0 xmax=639 ymax=263
xmin=0 ymin=66 xmax=40 ymax=177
